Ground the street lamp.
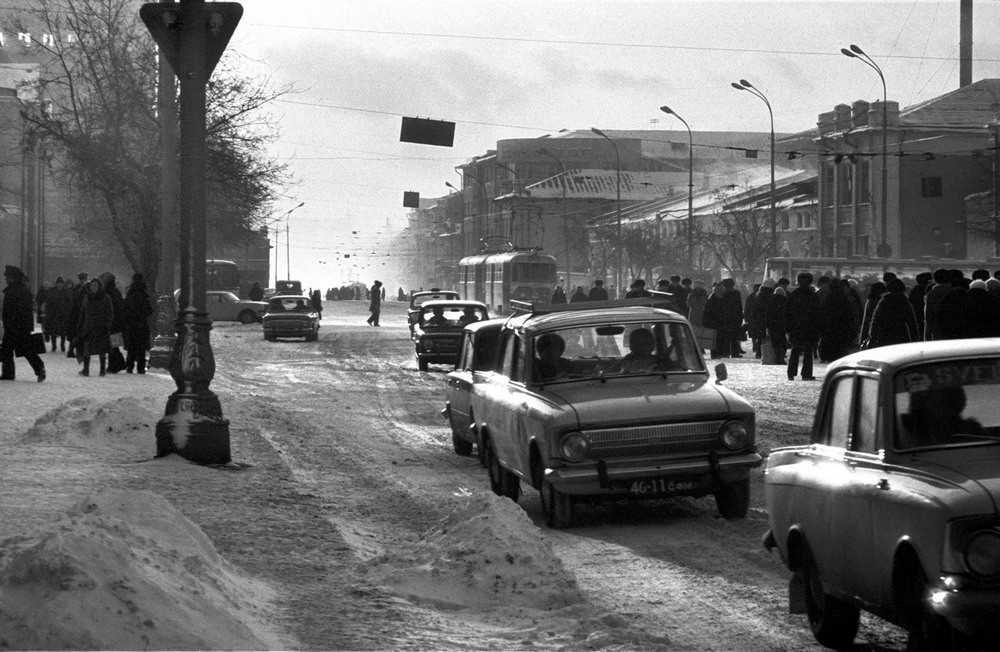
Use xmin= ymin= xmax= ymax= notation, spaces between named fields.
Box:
xmin=659 ymin=106 xmax=694 ymax=273
xmin=591 ymin=127 xmax=622 ymax=297
xmin=538 ymin=146 xmax=571 ymax=289
xmin=731 ymin=79 xmax=777 ymax=258
xmin=842 ymin=44 xmax=890 ymax=257
xmin=276 ymin=201 xmax=304 ymax=283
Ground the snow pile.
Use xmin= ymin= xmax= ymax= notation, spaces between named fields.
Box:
xmin=0 ymin=489 xmax=288 ymax=651
xmin=22 ymin=395 xmax=160 ymax=461
xmin=363 ymin=492 xmax=585 ymax=610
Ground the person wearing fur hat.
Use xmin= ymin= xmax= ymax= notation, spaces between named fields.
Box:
xmin=1 ymin=265 xmax=46 ymax=382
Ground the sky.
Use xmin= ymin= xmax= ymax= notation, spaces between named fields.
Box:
xmin=225 ymin=0 xmax=1000 ymax=290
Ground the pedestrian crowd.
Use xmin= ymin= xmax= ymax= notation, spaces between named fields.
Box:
xmin=551 ymin=267 xmax=1000 ymax=381
xmin=1 ymin=266 xmax=154 ymax=382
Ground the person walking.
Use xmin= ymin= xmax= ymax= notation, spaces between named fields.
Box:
xmin=551 ymin=286 xmax=567 ymax=304
xmin=101 ymin=272 xmax=126 ymax=373
xmin=122 ymin=274 xmax=154 ymax=374
xmin=65 ymin=272 xmax=88 ymax=359
xmin=744 ymin=283 xmax=763 ymax=358
xmin=587 ymin=279 xmax=609 ymax=301
xmin=248 ymin=282 xmax=264 ymax=301
xmin=859 ymin=281 xmax=885 ymax=348
xmin=702 ymin=283 xmax=727 ymax=359
xmin=1 ymin=265 xmax=46 ymax=382
xmin=45 ymin=276 xmax=72 ymax=352
xmin=869 ymin=278 xmax=920 ymax=347
xmin=626 ymin=279 xmax=652 ymax=298
xmin=366 ymin=280 xmax=382 ymax=326
xmin=719 ymin=278 xmax=744 ymax=357
xmin=785 ymin=272 xmax=821 ymax=381
xmin=310 ymin=288 xmax=323 ymax=318
xmin=686 ymin=280 xmax=711 ymax=354
xmin=76 ymin=278 xmax=113 ymax=377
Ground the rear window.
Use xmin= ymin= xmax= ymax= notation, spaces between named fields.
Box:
xmin=268 ymin=297 xmax=312 ymax=312
xmin=894 ymin=359 xmax=1000 ymax=450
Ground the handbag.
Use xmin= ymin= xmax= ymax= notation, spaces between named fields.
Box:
xmin=110 ymin=332 xmax=124 ymax=349
xmin=15 ymin=332 xmax=46 ymax=357
xmin=696 ymin=326 xmax=717 ymax=351
xmin=761 ymin=339 xmax=778 ymax=365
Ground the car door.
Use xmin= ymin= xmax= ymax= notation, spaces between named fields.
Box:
xmin=487 ymin=331 xmax=531 ymax=476
xmin=446 ymin=332 xmax=476 ymax=425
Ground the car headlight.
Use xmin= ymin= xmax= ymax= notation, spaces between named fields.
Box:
xmin=421 ymin=340 xmax=436 ymax=352
xmin=964 ymin=529 xmax=1000 ymax=578
xmin=719 ymin=420 xmax=750 ymax=450
xmin=560 ymin=432 xmax=588 ymax=462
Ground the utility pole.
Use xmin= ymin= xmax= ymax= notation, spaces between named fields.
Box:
xmin=142 ymin=0 xmax=242 ymax=465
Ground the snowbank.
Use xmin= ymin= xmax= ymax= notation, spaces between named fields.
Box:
xmin=363 ymin=492 xmax=584 ymax=610
xmin=0 ymin=490 xmax=288 ymax=651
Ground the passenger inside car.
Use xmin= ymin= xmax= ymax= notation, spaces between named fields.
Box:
xmin=424 ymin=306 xmax=451 ymax=328
xmin=458 ymin=307 xmax=480 ymax=326
xmin=608 ymin=328 xmax=665 ymax=373
xmin=533 ymin=333 xmax=574 ymax=382
xmin=898 ymin=384 xmax=984 ymax=448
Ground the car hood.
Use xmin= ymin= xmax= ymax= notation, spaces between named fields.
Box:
xmin=914 ymin=452 xmax=1000 ymax=515
xmin=542 ymin=376 xmax=751 ymax=428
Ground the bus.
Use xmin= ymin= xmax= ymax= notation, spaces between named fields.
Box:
xmin=206 ymin=259 xmax=241 ymax=295
xmin=762 ymin=256 xmax=999 ymax=284
xmin=458 ymin=250 xmax=558 ymax=314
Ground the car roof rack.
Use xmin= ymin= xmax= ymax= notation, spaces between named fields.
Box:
xmin=509 ymin=291 xmax=679 ymax=317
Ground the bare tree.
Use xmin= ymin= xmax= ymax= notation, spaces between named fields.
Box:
xmin=11 ymin=0 xmax=288 ymax=289
xmin=965 ymin=193 xmax=1000 ymax=258
xmin=695 ymin=182 xmax=770 ymax=286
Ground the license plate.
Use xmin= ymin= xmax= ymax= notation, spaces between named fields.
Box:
xmin=626 ymin=477 xmax=706 ymax=496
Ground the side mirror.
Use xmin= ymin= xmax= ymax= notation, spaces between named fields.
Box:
xmin=714 ymin=363 xmax=728 ymax=385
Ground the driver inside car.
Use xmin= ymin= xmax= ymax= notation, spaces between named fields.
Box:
xmin=424 ymin=305 xmax=451 ymax=329
xmin=608 ymin=328 xmax=665 ymax=373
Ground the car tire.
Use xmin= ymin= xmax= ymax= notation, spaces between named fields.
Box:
xmin=264 ymin=335 xmax=276 ymax=342
xmin=802 ymin=546 xmax=860 ymax=649
xmin=306 ymin=332 xmax=318 ymax=342
xmin=238 ymin=310 xmax=258 ymax=325
xmin=713 ymin=477 xmax=750 ymax=519
xmin=488 ymin=445 xmax=519 ymax=502
xmin=540 ymin=478 xmax=574 ymax=529
xmin=451 ymin=417 xmax=473 ymax=456
xmin=418 ymin=358 xmax=429 ymax=372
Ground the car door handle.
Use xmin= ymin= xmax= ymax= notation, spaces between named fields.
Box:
xmin=876 ymin=478 xmax=890 ymax=490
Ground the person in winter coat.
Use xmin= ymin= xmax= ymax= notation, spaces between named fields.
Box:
xmin=908 ymin=272 xmax=932 ymax=337
xmin=818 ymin=278 xmax=858 ymax=363
xmin=588 ymin=279 xmax=609 ymax=301
xmin=766 ymin=286 xmax=788 ymax=365
xmin=248 ymin=282 xmax=264 ymax=301
xmin=686 ymin=280 xmax=711 ymax=353
xmin=45 ymin=276 xmax=72 ymax=352
xmin=310 ymin=289 xmax=323 ymax=317
xmin=569 ymin=286 xmax=587 ymax=303
xmin=1 ymin=265 xmax=46 ymax=382
xmin=868 ymin=278 xmax=920 ymax=348
xmin=122 ymin=275 xmax=154 ymax=374
xmin=937 ymin=273 xmax=972 ymax=340
xmin=719 ymin=278 xmax=744 ymax=358
xmin=923 ymin=268 xmax=953 ymax=340
xmin=366 ymin=280 xmax=382 ymax=326
xmin=76 ymin=278 xmax=113 ymax=376
xmin=858 ymin=281 xmax=885 ymax=347
xmin=785 ymin=272 xmax=821 ymax=381
xmin=625 ymin=279 xmax=651 ymax=298
xmin=744 ymin=283 xmax=764 ymax=358
xmin=966 ymin=279 xmax=1000 ymax=338
xmin=551 ymin=286 xmax=567 ymax=304
xmin=65 ymin=272 xmax=89 ymax=358
xmin=101 ymin=272 xmax=126 ymax=373
xmin=702 ymin=283 xmax=728 ymax=359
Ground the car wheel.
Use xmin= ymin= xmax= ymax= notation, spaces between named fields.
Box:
xmin=238 ymin=310 xmax=257 ymax=324
xmin=487 ymin=446 xmax=519 ymax=501
xmin=264 ymin=335 xmax=276 ymax=342
xmin=540 ymin=479 xmax=573 ymax=529
xmin=802 ymin=546 xmax=860 ymax=649
xmin=418 ymin=358 xmax=429 ymax=372
xmin=714 ymin=477 xmax=750 ymax=519
xmin=450 ymin=415 xmax=473 ymax=456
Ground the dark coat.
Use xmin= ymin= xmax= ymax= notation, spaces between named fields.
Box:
xmin=102 ymin=276 xmax=125 ymax=334
xmin=79 ymin=287 xmax=114 ymax=356
xmin=747 ymin=287 xmax=772 ymax=340
xmin=588 ymin=285 xmax=609 ymax=301
xmin=46 ymin=286 xmax=73 ymax=337
xmin=765 ymin=290 xmax=787 ymax=349
xmin=65 ymin=284 xmax=88 ymax=340
xmin=122 ymin=281 xmax=154 ymax=352
xmin=702 ymin=292 xmax=726 ymax=331
xmin=869 ymin=292 xmax=919 ymax=347
xmin=569 ymin=288 xmax=587 ymax=303
xmin=785 ymin=285 xmax=822 ymax=345
xmin=2 ymin=279 xmax=35 ymax=335
xmin=551 ymin=287 xmax=567 ymax=303
xmin=966 ymin=288 xmax=1000 ymax=338
xmin=686 ymin=287 xmax=708 ymax=326
xmin=818 ymin=287 xmax=858 ymax=362
xmin=721 ymin=288 xmax=744 ymax=330
xmin=937 ymin=288 xmax=970 ymax=340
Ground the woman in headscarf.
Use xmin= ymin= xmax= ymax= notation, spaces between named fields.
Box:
xmin=77 ymin=278 xmax=113 ymax=376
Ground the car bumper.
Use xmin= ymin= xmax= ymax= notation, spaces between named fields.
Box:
xmin=545 ymin=452 xmax=763 ymax=497
xmin=931 ymin=581 xmax=1000 ymax=641
xmin=263 ymin=322 xmax=316 ymax=336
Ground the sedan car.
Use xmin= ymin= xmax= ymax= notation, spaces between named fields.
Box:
xmin=469 ymin=302 xmax=760 ymax=528
xmin=173 ymin=289 xmax=266 ymax=323
xmin=262 ymin=295 xmax=321 ymax=341
xmin=407 ymin=288 xmax=459 ymax=334
xmin=442 ymin=318 xmax=504 ymax=460
xmin=412 ymin=300 xmax=489 ymax=371
xmin=763 ymin=339 xmax=1000 ymax=651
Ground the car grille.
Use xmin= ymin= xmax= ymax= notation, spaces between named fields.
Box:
xmin=581 ymin=420 xmax=724 ymax=458
xmin=268 ymin=319 xmax=307 ymax=329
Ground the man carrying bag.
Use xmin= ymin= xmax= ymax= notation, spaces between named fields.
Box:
xmin=1 ymin=265 xmax=46 ymax=382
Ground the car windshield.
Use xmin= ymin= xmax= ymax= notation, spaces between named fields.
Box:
xmin=894 ymin=358 xmax=1000 ymax=450
xmin=421 ymin=304 xmax=487 ymax=329
xmin=268 ymin=297 xmax=312 ymax=313
xmin=530 ymin=321 xmax=704 ymax=383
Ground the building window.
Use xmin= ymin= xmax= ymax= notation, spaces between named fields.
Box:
xmin=859 ymin=159 xmax=871 ymax=203
xmin=822 ymin=164 xmax=835 ymax=207
xmin=921 ymin=176 xmax=942 ymax=198
xmin=837 ymin=162 xmax=854 ymax=206
xmin=781 ymin=214 xmax=790 ymax=231
xmin=797 ymin=212 xmax=813 ymax=230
